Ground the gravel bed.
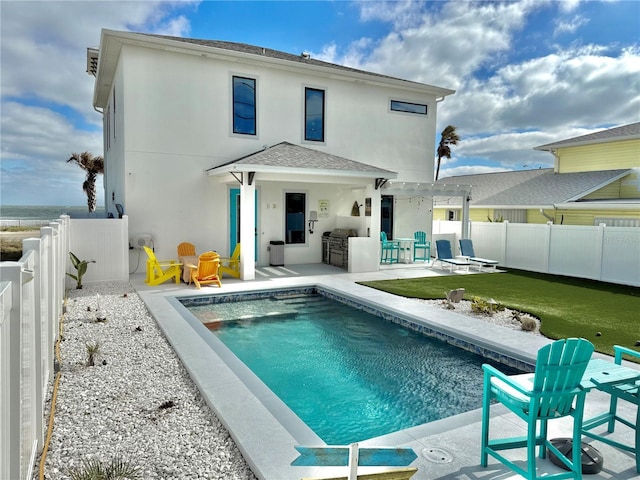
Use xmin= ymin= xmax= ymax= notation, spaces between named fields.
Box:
xmin=414 ymin=298 xmax=541 ymax=335
xmin=36 ymin=282 xmax=256 ymax=480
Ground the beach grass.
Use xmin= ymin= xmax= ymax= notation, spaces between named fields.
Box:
xmin=358 ymin=268 xmax=640 ymax=358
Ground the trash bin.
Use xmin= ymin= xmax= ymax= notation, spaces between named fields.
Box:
xmin=269 ymin=240 xmax=284 ymax=266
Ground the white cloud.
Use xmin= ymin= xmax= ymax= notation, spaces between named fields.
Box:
xmin=0 ymin=1 xmax=198 ymax=205
xmin=554 ymin=14 xmax=589 ymax=36
xmin=332 ymin=1 xmax=640 ymax=171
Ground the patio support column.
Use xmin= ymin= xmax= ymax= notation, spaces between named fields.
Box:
xmin=369 ymin=185 xmax=381 ymax=270
xmin=461 ymin=190 xmax=471 ymax=240
xmin=239 ymin=180 xmax=255 ymax=280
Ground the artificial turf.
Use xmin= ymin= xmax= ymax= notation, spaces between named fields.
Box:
xmin=358 ymin=268 xmax=640 ymax=358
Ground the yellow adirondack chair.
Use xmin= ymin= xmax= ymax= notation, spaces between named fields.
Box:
xmin=177 ymin=242 xmax=196 ymax=257
xmin=187 ymin=251 xmax=222 ymax=289
xmin=143 ymin=246 xmax=181 ymax=286
xmin=219 ymin=243 xmax=240 ymax=278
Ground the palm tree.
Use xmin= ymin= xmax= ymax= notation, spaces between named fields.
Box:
xmin=67 ymin=152 xmax=104 ymax=212
xmin=435 ymin=125 xmax=460 ymax=181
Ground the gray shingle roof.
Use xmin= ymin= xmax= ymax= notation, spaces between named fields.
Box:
xmin=434 ymin=169 xmax=632 ymax=207
xmin=535 ymin=122 xmax=640 ymax=150
xmin=433 ymin=169 xmax=550 ymax=206
xmin=478 ymin=169 xmax=631 ymax=206
xmin=207 ymin=142 xmax=396 ymax=178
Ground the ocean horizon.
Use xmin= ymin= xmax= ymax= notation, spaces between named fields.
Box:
xmin=1 ymin=205 xmax=106 ymax=225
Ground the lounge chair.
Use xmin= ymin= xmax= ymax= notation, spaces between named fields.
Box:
xmin=219 ymin=243 xmax=240 ymax=278
xmin=187 ymin=251 xmax=222 ymax=289
xmin=481 ymin=338 xmax=594 ymax=480
xmin=433 ymin=240 xmax=470 ymax=272
xmin=413 ymin=231 xmax=430 ymax=263
xmin=380 ymin=232 xmax=400 ymax=264
xmin=459 ymin=239 xmax=499 ymax=271
xmin=143 ymin=246 xmax=181 ymax=286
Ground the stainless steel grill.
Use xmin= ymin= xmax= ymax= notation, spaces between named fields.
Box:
xmin=322 ymin=228 xmax=357 ymax=269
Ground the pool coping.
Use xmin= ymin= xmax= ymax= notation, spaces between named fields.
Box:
xmin=139 ymin=276 xmax=557 ymax=479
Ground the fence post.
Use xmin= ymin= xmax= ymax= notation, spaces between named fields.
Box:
xmin=596 ymin=223 xmax=606 ymax=282
xmin=501 ymin=221 xmax=509 ymax=267
xmin=23 ymin=238 xmax=45 ymax=450
xmin=0 ymin=263 xmax=24 ymax=480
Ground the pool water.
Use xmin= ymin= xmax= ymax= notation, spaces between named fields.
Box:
xmin=188 ymin=293 xmax=516 ymax=444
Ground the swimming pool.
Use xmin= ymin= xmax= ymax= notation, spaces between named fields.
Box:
xmin=181 ymin=290 xmax=521 ymax=444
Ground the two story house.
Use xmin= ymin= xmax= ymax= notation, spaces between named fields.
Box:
xmin=433 ymin=122 xmax=640 ymax=226
xmin=88 ymin=30 xmax=458 ymax=279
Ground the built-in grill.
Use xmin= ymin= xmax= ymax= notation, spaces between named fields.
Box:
xmin=322 ymin=228 xmax=357 ymax=269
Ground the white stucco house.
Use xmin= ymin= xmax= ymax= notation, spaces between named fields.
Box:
xmin=87 ymin=29 xmax=463 ymax=279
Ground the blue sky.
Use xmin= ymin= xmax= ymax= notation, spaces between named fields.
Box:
xmin=1 ymin=0 xmax=639 ymax=207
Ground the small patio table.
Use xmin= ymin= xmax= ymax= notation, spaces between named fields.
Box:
xmin=549 ymin=358 xmax=640 ymax=473
xmin=178 ymin=255 xmax=198 ymax=283
xmin=394 ymin=238 xmax=416 ymax=263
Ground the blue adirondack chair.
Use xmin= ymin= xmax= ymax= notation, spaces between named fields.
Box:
xmin=481 ymin=338 xmax=594 ymax=480
xmin=380 ymin=231 xmax=400 ymax=264
xmin=413 ymin=231 xmax=430 ymax=263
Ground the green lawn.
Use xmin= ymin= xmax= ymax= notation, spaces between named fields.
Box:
xmin=358 ymin=269 xmax=640 ymax=358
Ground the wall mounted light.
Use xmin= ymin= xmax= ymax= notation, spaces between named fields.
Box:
xmin=308 ymin=210 xmax=318 ymax=234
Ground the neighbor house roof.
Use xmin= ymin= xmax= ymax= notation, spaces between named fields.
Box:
xmin=434 ymin=168 xmax=633 ymax=208
xmin=206 ymin=142 xmax=397 ymax=181
xmin=92 ymin=29 xmax=455 ymax=108
xmin=535 ymin=122 xmax=640 ymax=151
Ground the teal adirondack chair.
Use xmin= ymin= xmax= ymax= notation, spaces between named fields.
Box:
xmin=481 ymin=338 xmax=594 ymax=480
xmin=380 ymin=231 xmax=400 ymax=264
xmin=413 ymin=231 xmax=430 ymax=263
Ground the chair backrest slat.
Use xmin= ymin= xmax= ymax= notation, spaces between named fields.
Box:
xmin=414 ymin=231 xmax=426 ymax=244
xmin=533 ymin=338 xmax=593 ymax=417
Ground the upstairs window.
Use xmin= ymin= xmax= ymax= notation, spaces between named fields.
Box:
xmin=233 ymin=76 xmax=256 ymax=135
xmin=390 ymin=100 xmax=427 ymax=115
xmin=305 ymin=87 xmax=325 ymax=142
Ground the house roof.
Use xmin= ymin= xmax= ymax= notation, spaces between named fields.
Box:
xmin=434 ymin=168 xmax=633 ymax=208
xmin=206 ymin=142 xmax=397 ymax=181
xmin=92 ymin=29 xmax=455 ymax=108
xmin=535 ymin=122 xmax=640 ymax=151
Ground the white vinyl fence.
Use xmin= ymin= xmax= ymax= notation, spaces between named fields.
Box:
xmin=0 ymin=218 xmax=68 ymax=480
xmin=2 ymin=215 xmax=638 ymax=478
xmin=0 ymin=215 xmax=129 ymax=480
xmin=433 ymin=220 xmax=640 ymax=287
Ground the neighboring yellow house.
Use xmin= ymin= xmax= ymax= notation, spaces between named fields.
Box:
xmin=433 ymin=122 xmax=640 ymax=226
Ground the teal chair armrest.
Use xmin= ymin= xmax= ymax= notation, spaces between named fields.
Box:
xmin=482 ymin=364 xmax=533 ymax=396
xmin=614 ymin=345 xmax=640 ymax=364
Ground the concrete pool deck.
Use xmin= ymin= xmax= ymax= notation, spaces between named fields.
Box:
xmin=131 ymin=262 xmax=639 ymax=480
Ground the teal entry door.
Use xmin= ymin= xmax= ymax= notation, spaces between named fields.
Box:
xmin=229 ymin=188 xmax=258 ymax=260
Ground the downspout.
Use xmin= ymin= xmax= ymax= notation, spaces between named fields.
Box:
xmin=539 ymin=209 xmax=554 ymax=223
xmin=550 ymin=148 xmax=560 ymax=172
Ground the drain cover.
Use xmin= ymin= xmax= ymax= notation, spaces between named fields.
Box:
xmin=422 ymin=446 xmax=453 ymax=463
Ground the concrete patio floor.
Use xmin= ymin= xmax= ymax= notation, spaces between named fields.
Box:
xmin=130 ymin=262 xmax=639 ymax=480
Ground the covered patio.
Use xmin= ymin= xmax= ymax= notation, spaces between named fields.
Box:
xmin=205 ymin=142 xmax=472 ymax=280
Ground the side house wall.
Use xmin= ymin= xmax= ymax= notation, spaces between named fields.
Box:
xmin=557 ymin=138 xmax=640 ymax=173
